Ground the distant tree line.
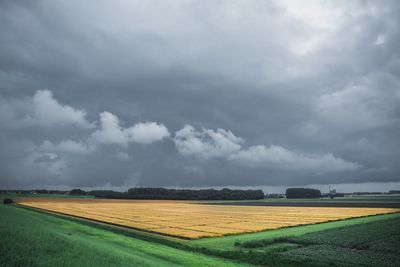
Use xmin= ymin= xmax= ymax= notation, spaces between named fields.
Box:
xmin=90 ymin=187 xmax=265 ymax=200
xmin=0 ymin=189 xmax=88 ymax=195
xmin=69 ymin=189 xmax=87 ymax=195
xmin=88 ymin=190 xmax=123 ymax=198
xmin=286 ymin=188 xmax=321 ymax=199
xmin=265 ymin=193 xmax=285 ymax=199
xmin=0 ymin=189 xmax=69 ymax=194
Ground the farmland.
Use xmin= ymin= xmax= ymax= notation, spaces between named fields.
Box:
xmin=2 ymin=194 xmax=400 ymax=266
xmin=236 ymin=215 xmax=400 ymax=266
xmin=16 ymin=198 xmax=399 ymax=239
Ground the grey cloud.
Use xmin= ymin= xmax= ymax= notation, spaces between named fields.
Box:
xmin=90 ymin=112 xmax=130 ymax=147
xmin=0 ymin=0 xmax=399 ymax=189
xmin=31 ymin=90 xmax=93 ymax=128
xmin=230 ymin=145 xmax=360 ymax=172
xmin=173 ymin=125 xmax=243 ymax=159
xmin=39 ymin=140 xmax=94 ymax=155
xmin=128 ymin=122 xmax=170 ymax=144
xmin=0 ymin=89 xmax=92 ymax=129
xmin=91 ymin=111 xmax=169 ymax=147
xmin=316 ymin=73 xmax=400 ymax=132
xmin=173 ymin=125 xmax=360 ymax=172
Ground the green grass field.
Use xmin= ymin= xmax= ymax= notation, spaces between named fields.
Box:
xmin=1 ymin=193 xmax=400 ymax=267
xmin=275 ymin=216 xmax=400 ymax=267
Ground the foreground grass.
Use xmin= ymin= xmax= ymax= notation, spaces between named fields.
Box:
xmin=230 ymin=216 xmax=400 ymax=267
xmin=0 ymin=204 xmax=247 ymax=267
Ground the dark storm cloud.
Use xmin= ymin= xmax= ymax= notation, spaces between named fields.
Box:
xmin=0 ymin=0 xmax=399 ymax=189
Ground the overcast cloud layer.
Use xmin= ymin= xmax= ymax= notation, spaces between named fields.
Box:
xmin=1 ymin=0 xmax=399 ymax=189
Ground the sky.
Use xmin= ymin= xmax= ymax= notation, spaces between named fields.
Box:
xmin=0 ymin=0 xmax=399 ymax=191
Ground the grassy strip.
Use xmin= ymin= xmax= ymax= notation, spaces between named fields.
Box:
xmin=237 ymin=237 xmax=291 ymax=248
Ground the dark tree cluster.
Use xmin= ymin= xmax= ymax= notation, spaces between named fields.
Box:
xmin=69 ymin=189 xmax=87 ymax=195
xmin=285 ymin=188 xmax=321 ymax=199
xmin=3 ymin=198 xmax=13 ymax=204
xmin=90 ymin=187 xmax=265 ymax=200
xmin=0 ymin=189 xmax=68 ymax=194
xmin=88 ymin=190 xmax=125 ymax=199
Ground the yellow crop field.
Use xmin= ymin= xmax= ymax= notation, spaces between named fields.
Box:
xmin=17 ymin=198 xmax=399 ymax=239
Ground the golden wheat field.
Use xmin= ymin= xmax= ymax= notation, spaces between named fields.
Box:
xmin=17 ymin=198 xmax=399 ymax=239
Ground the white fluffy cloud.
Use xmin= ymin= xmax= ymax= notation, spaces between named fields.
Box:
xmin=230 ymin=145 xmax=360 ymax=172
xmin=91 ymin=111 xmax=128 ymax=146
xmin=0 ymin=90 xmax=92 ymax=129
xmin=91 ymin=111 xmax=169 ymax=147
xmin=174 ymin=125 xmax=360 ymax=172
xmin=173 ymin=125 xmax=243 ymax=159
xmin=127 ymin=122 xmax=170 ymax=144
xmin=31 ymin=90 xmax=92 ymax=128
xmin=2 ymin=90 xmax=170 ymax=160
